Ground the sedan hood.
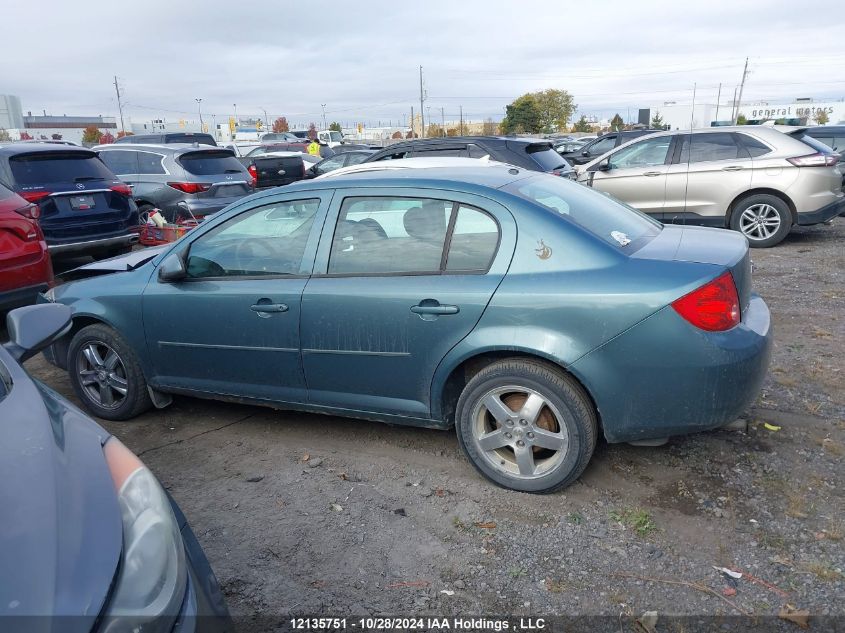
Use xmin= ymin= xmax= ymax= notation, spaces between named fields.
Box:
xmin=0 ymin=351 xmax=121 ymax=627
xmin=60 ymin=245 xmax=167 ymax=281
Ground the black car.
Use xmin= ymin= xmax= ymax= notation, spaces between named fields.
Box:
xmin=307 ymin=149 xmax=376 ymax=177
xmin=559 ymin=130 xmax=663 ymax=166
xmin=0 ymin=144 xmax=139 ymax=258
xmin=363 ymin=136 xmax=575 ymax=177
xmin=115 ymin=132 xmax=217 ymax=147
xmin=0 ymin=303 xmax=232 ymax=632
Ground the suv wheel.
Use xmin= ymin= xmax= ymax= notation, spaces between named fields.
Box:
xmin=68 ymin=324 xmax=152 ymax=420
xmin=455 ymin=359 xmax=597 ymax=493
xmin=730 ymin=194 xmax=792 ymax=248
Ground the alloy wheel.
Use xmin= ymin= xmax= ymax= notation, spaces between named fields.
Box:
xmin=739 ymin=203 xmax=781 ymax=241
xmin=76 ymin=340 xmax=129 ymax=410
xmin=470 ymin=385 xmax=570 ymax=479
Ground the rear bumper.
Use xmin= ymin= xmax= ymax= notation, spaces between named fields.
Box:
xmin=0 ymin=282 xmax=50 ymax=312
xmin=48 ymin=233 xmax=139 ymax=255
xmin=796 ymin=197 xmax=845 ymax=225
xmin=570 ymin=295 xmax=772 ymax=443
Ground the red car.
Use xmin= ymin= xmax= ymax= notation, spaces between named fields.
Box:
xmin=0 ymin=182 xmax=53 ymax=312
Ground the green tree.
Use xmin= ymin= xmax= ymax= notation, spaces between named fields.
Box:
xmin=736 ymin=114 xmax=748 ymax=125
xmin=814 ymin=110 xmax=830 ymax=125
xmin=329 ymin=121 xmax=342 ymax=132
xmin=0 ymin=129 xmax=11 ymax=142
xmin=82 ymin=125 xmax=103 ymax=144
xmin=533 ymin=88 xmax=576 ymax=132
xmin=501 ymin=93 xmax=542 ymax=134
xmin=650 ymin=110 xmax=665 ymax=130
xmin=571 ymin=116 xmax=592 ymax=133
xmin=610 ymin=113 xmax=624 ymax=131
xmin=272 ymin=117 xmax=289 ymax=133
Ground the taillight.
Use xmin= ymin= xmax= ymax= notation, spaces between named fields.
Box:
xmin=15 ymin=203 xmax=41 ymax=220
xmin=167 ymin=182 xmax=211 ymax=194
xmin=110 ymin=183 xmax=133 ymax=196
xmin=787 ymin=153 xmax=839 ymax=167
xmin=20 ymin=190 xmax=51 ymax=203
xmin=671 ymin=272 xmax=740 ymax=332
xmin=248 ymin=165 xmax=258 ymax=187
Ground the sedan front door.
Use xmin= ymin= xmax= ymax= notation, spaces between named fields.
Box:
xmin=300 ymin=189 xmax=515 ymax=419
xmin=141 ymin=194 xmax=329 ymax=403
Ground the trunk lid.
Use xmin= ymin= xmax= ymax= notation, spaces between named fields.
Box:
xmin=176 ymin=149 xmax=252 ymax=198
xmin=632 ymin=225 xmax=751 ymax=312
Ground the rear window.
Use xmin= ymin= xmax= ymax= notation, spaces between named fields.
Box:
xmin=504 ymin=175 xmax=662 ymax=249
xmin=525 ymin=145 xmax=569 ymax=171
xmin=9 ymin=152 xmax=116 ymax=186
xmin=178 ymin=151 xmax=244 ymax=175
xmin=166 ymin=133 xmax=216 ymax=146
xmin=791 ymin=132 xmax=838 ymax=155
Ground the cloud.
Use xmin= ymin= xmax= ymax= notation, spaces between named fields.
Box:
xmin=1 ymin=0 xmax=843 ymax=125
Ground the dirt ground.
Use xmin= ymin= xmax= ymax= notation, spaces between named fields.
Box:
xmin=27 ymin=219 xmax=844 ymax=631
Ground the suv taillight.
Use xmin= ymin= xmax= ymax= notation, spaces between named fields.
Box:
xmin=787 ymin=153 xmax=839 ymax=167
xmin=15 ymin=203 xmax=41 ymax=220
xmin=110 ymin=183 xmax=133 ymax=196
xmin=672 ymin=272 xmax=740 ymax=332
xmin=248 ymin=165 xmax=258 ymax=187
xmin=20 ymin=191 xmax=51 ymax=203
xmin=167 ymin=182 xmax=211 ymax=194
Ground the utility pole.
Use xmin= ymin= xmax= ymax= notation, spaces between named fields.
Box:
xmin=113 ymin=76 xmax=125 ymax=135
xmin=195 ymin=98 xmax=203 ymax=131
xmin=419 ymin=66 xmax=425 ymax=138
xmin=321 ymin=104 xmax=327 ymax=130
xmin=714 ymin=83 xmax=722 ymax=123
xmin=261 ymin=107 xmax=269 ymax=131
xmin=730 ymin=86 xmax=738 ymax=123
xmin=733 ymin=58 xmax=749 ymax=124
xmin=441 ymin=107 xmax=445 ymax=136
xmin=459 ymin=105 xmax=463 ymax=135
xmin=410 ymin=106 xmax=414 ymax=137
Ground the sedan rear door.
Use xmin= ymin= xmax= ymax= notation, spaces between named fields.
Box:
xmin=300 ymin=188 xmax=516 ymax=419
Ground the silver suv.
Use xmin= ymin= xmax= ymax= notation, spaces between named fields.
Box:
xmin=577 ymin=126 xmax=844 ymax=247
xmin=96 ymin=144 xmax=252 ymax=223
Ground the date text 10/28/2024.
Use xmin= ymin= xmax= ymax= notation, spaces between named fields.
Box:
xmin=290 ymin=617 xmax=547 ymax=631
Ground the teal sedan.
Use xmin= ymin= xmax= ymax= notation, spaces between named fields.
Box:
xmin=42 ymin=163 xmax=772 ymax=493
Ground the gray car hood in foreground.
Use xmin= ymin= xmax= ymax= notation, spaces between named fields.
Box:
xmin=60 ymin=245 xmax=168 ymax=281
xmin=0 ymin=346 xmax=121 ymax=628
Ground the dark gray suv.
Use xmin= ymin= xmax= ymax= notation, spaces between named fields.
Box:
xmin=96 ymin=144 xmax=253 ymax=223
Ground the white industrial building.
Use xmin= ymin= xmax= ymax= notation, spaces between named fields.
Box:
xmin=652 ymin=98 xmax=845 ymax=130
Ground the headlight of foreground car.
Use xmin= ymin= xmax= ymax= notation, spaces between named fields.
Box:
xmin=101 ymin=437 xmax=187 ymax=632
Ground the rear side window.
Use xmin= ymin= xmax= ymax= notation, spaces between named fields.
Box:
xmin=137 ymin=152 xmax=166 ymax=174
xmin=99 ymin=150 xmax=138 ymax=174
xmin=9 ymin=152 xmax=116 ymax=185
xmin=504 ymin=175 xmax=661 ymax=249
xmin=178 ymin=151 xmax=244 ymax=175
xmin=584 ymin=136 xmax=616 ymax=156
xmin=410 ymin=148 xmax=467 ymax=158
xmin=737 ymin=134 xmax=772 ymax=157
xmin=679 ymin=133 xmax=746 ymax=163
xmin=525 ymin=145 xmax=569 ymax=170
xmin=445 ymin=206 xmax=499 ymax=271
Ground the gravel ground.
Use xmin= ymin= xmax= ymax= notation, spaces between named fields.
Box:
xmin=27 ymin=219 xmax=844 ymax=631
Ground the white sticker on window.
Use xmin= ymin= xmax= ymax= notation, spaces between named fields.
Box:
xmin=611 ymin=231 xmax=631 ymax=246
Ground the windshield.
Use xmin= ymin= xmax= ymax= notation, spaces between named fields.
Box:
xmin=504 ymin=175 xmax=662 ymax=249
xmin=9 ymin=152 xmax=116 ymax=185
xmin=329 ymin=131 xmax=343 ymax=142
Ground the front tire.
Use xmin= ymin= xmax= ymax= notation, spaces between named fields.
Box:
xmin=455 ymin=359 xmax=597 ymax=493
xmin=67 ymin=324 xmax=152 ymax=420
xmin=730 ymin=194 xmax=792 ymax=248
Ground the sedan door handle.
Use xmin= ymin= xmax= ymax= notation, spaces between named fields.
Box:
xmin=642 ymin=171 xmax=662 ymax=177
xmin=411 ymin=300 xmax=459 ymax=318
xmin=250 ymin=303 xmax=289 ymax=313
xmin=721 ymin=165 xmax=744 ymax=171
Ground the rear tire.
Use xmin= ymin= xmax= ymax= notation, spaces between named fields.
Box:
xmin=729 ymin=194 xmax=792 ymax=248
xmin=67 ymin=324 xmax=152 ymax=421
xmin=455 ymin=359 xmax=597 ymax=493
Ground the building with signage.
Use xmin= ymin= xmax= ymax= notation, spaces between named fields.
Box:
xmin=648 ymin=98 xmax=845 ymax=130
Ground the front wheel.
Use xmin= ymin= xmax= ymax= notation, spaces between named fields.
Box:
xmin=67 ymin=324 xmax=152 ymax=420
xmin=730 ymin=194 xmax=792 ymax=248
xmin=455 ymin=359 xmax=597 ymax=493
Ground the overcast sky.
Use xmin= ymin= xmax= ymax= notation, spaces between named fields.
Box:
xmin=3 ymin=0 xmax=844 ymax=127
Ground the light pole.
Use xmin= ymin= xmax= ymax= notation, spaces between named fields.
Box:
xmin=321 ymin=104 xmax=327 ymax=130
xmin=261 ymin=107 xmax=269 ymax=132
xmin=195 ymin=98 xmax=203 ymax=131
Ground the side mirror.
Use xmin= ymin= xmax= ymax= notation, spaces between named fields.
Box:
xmin=158 ymin=252 xmax=187 ymax=282
xmin=4 ymin=304 xmax=72 ymax=362
xmin=588 ymin=159 xmax=611 ymax=173
xmin=581 ymin=150 xmax=590 ymax=157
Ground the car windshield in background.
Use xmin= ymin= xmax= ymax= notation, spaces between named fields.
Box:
xmin=791 ymin=132 xmax=839 ymax=156
xmin=9 ymin=152 xmax=116 ymax=185
xmin=504 ymin=175 xmax=661 ymax=249
xmin=329 ymin=131 xmax=343 ymax=142
xmin=178 ymin=151 xmax=244 ymax=175
xmin=526 ymin=145 xmax=570 ymax=171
